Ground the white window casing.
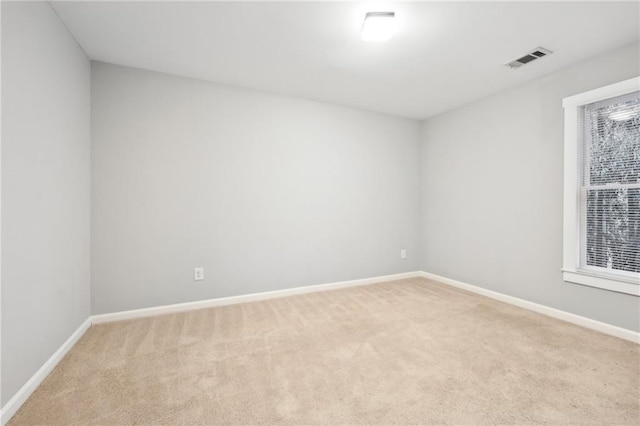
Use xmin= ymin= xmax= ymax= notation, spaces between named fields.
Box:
xmin=562 ymin=77 xmax=640 ymax=296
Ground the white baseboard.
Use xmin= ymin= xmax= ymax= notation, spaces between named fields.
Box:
xmin=0 ymin=317 xmax=92 ymax=425
xmin=92 ymin=271 xmax=422 ymax=324
xmin=419 ymin=271 xmax=639 ymax=344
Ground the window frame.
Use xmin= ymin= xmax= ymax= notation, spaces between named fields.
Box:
xmin=562 ymin=77 xmax=640 ymax=297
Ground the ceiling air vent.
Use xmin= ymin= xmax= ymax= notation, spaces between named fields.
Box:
xmin=505 ymin=47 xmax=553 ymax=69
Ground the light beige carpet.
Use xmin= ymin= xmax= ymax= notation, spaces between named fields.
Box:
xmin=9 ymin=278 xmax=640 ymax=425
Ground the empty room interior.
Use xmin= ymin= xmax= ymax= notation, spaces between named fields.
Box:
xmin=2 ymin=1 xmax=640 ymax=424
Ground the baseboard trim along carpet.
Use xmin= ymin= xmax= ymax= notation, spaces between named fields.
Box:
xmin=0 ymin=317 xmax=92 ymax=426
xmin=420 ymin=271 xmax=639 ymax=344
xmin=91 ymin=271 xmax=423 ymax=324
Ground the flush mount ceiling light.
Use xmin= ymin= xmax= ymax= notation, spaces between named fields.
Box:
xmin=361 ymin=11 xmax=395 ymax=42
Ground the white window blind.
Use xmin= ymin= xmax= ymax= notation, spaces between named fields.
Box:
xmin=578 ymin=91 xmax=640 ymax=280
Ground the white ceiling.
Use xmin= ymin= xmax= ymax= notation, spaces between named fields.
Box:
xmin=51 ymin=1 xmax=639 ymax=120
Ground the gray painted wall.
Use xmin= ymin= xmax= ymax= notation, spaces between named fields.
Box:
xmin=420 ymin=42 xmax=640 ymax=332
xmin=91 ymin=62 xmax=421 ymax=314
xmin=1 ymin=2 xmax=91 ymax=405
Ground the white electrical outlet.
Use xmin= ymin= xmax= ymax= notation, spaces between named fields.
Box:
xmin=400 ymin=249 xmax=407 ymax=259
xmin=194 ymin=267 xmax=204 ymax=281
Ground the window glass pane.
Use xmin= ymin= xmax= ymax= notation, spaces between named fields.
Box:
xmin=585 ymin=93 xmax=640 ymax=186
xmin=584 ymin=188 xmax=639 ymax=274
xmin=580 ymin=90 xmax=640 ymax=277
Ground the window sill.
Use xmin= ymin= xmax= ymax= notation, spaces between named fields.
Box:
xmin=562 ymin=270 xmax=639 ymax=296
